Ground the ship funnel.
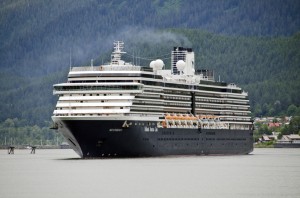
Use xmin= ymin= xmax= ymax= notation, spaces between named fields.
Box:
xmin=171 ymin=47 xmax=195 ymax=75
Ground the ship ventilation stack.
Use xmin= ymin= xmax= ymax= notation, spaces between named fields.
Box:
xmin=171 ymin=47 xmax=195 ymax=75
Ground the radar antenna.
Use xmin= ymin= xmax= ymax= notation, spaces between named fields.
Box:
xmin=111 ymin=41 xmax=126 ymax=65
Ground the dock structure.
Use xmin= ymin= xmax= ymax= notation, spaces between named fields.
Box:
xmin=8 ymin=146 xmax=15 ymax=154
xmin=30 ymin=146 xmax=36 ymax=154
xmin=6 ymin=146 xmax=38 ymax=154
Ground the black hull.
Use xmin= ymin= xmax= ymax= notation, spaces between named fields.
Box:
xmin=57 ymin=119 xmax=253 ymax=158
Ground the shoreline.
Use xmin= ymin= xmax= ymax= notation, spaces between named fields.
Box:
xmin=0 ymin=145 xmax=68 ymax=150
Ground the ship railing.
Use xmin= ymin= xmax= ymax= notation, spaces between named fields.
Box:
xmin=163 ymin=113 xmax=241 ymax=129
xmin=71 ymin=65 xmax=141 ymax=72
xmin=71 ymin=66 xmax=101 ymax=71
xmin=102 ymin=65 xmax=141 ymax=71
xmin=197 ymin=117 xmax=230 ymax=130
xmin=163 ymin=120 xmax=231 ymax=129
xmin=229 ymin=124 xmax=251 ymax=130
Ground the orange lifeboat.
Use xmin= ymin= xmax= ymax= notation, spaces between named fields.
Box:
xmin=207 ymin=115 xmax=215 ymax=119
xmin=165 ymin=113 xmax=173 ymax=119
xmin=190 ymin=116 xmax=197 ymax=120
xmin=178 ymin=115 xmax=185 ymax=120
xmin=199 ymin=115 xmax=206 ymax=119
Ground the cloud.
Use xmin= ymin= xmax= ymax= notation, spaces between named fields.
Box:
xmin=40 ymin=26 xmax=192 ymax=73
xmin=112 ymin=26 xmax=192 ymax=47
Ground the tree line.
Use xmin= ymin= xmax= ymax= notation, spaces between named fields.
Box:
xmin=0 ymin=118 xmax=64 ymax=147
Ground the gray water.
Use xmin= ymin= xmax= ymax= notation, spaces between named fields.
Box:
xmin=0 ymin=148 xmax=299 ymax=198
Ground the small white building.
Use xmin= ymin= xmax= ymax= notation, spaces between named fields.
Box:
xmin=278 ymin=134 xmax=300 ymax=144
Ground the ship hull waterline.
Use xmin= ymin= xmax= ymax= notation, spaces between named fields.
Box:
xmin=53 ymin=117 xmax=253 ymax=158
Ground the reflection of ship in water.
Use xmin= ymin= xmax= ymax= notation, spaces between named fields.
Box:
xmin=52 ymin=41 xmax=253 ymax=158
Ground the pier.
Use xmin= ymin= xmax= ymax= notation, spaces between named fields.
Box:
xmin=8 ymin=146 xmax=15 ymax=154
xmin=6 ymin=146 xmax=37 ymax=154
xmin=30 ymin=146 xmax=36 ymax=154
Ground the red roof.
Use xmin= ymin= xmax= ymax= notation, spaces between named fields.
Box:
xmin=268 ymin=123 xmax=281 ymax=128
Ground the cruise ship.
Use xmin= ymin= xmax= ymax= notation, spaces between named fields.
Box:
xmin=52 ymin=41 xmax=253 ymax=158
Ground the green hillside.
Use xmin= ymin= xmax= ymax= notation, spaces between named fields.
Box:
xmin=0 ymin=0 xmax=300 ymax=128
xmin=1 ymin=0 xmax=300 ymax=74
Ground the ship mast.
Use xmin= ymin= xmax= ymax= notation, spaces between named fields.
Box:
xmin=111 ymin=41 xmax=126 ymax=65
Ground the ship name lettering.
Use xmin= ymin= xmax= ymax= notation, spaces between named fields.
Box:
xmin=109 ymin=128 xmax=123 ymax=132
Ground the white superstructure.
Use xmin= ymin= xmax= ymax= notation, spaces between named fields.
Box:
xmin=53 ymin=41 xmax=252 ymax=130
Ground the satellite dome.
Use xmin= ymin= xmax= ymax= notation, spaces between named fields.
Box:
xmin=176 ymin=60 xmax=186 ymax=71
xmin=149 ymin=61 xmax=156 ymax=68
xmin=155 ymin=59 xmax=164 ymax=70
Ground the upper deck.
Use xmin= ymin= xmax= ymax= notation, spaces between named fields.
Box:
xmin=52 ymin=41 xmax=251 ymax=127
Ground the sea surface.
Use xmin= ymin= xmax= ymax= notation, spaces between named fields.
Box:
xmin=0 ymin=148 xmax=299 ymax=198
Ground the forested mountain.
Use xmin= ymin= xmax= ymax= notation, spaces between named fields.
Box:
xmin=1 ymin=0 xmax=300 ymax=128
xmin=1 ymin=0 xmax=300 ymax=74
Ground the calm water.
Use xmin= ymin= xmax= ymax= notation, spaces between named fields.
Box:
xmin=0 ymin=148 xmax=299 ymax=198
